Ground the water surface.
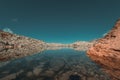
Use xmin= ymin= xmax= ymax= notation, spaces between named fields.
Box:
xmin=0 ymin=48 xmax=110 ymax=80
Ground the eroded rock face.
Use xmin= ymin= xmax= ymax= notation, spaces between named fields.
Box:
xmin=87 ymin=19 xmax=120 ymax=80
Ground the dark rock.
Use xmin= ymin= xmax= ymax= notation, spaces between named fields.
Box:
xmin=69 ymin=75 xmax=81 ymax=80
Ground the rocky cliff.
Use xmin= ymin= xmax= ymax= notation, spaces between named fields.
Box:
xmin=87 ymin=19 xmax=120 ymax=80
xmin=0 ymin=30 xmax=94 ymax=61
xmin=0 ymin=30 xmax=45 ymax=61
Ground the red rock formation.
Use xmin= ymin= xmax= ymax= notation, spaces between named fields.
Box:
xmin=87 ymin=19 xmax=120 ymax=80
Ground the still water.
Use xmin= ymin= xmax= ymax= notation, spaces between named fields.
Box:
xmin=0 ymin=48 xmax=110 ymax=80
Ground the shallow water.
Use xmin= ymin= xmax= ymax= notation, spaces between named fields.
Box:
xmin=0 ymin=48 xmax=110 ymax=80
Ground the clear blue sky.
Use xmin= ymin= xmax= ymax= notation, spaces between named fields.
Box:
xmin=0 ymin=0 xmax=120 ymax=43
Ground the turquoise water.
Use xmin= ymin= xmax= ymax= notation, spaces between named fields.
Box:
xmin=0 ymin=48 xmax=110 ymax=80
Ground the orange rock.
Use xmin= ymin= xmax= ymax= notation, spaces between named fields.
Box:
xmin=87 ymin=19 xmax=120 ymax=80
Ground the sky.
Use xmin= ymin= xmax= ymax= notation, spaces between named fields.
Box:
xmin=0 ymin=0 xmax=120 ymax=43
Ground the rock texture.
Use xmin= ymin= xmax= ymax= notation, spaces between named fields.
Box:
xmin=87 ymin=19 xmax=120 ymax=80
xmin=0 ymin=30 xmax=45 ymax=61
xmin=0 ymin=30 xmax=94 ymax=61
xmin=72 ymin=41 xmax=93 ymax=51
xmin=45 ymin=41 xmax=93 ymax=51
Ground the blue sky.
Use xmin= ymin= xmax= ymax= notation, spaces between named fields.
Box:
xmin=0 ymin=0 xmax=120 ymax=43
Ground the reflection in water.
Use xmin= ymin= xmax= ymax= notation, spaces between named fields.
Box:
xmin=87 ymin=53 xmax=120 ymax=80
xmin=0 ymin=46 xmax=45 ymax=61
xmin=0 ymin=48 xmax=110 ymax=80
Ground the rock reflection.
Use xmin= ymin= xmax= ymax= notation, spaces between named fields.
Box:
xmin=0 ymin=44 xmax=91 ymax=61
xmin=0 ymin=47 xmax=45 ymax=61
xmin=87 ymin=53 xmax=120 ymax=80
xmin=0 ymin=49 xmax=110 ymax=80
xmin=0 ymin=30 xmax=93 ymax=61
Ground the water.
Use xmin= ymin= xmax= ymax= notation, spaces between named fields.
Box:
xmin=0 ymin=48 xmax=110 ymax=80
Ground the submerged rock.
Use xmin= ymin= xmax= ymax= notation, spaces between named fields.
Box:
xmin=87 ymin=19 xmax=120 ymax=80
xmin=69 ymin=74 xmax=81 ymax=80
